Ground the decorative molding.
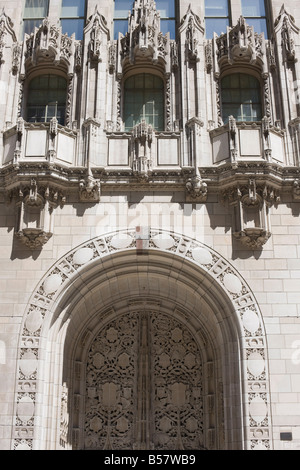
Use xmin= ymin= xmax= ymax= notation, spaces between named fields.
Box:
xmin=222 ymin=178 xmax=280 ymax=248
xmin=13 ymin=228 xmax=272 ymax=450
xmin=131 ymin=120 xmax=154 ymax=180
xmin=213 ymin=16 xmax=268 ymax=76
xmin=11 ymin=178 xmax=66 ymax=249
xmin=274 ymin=5 xmax=300 ymax=62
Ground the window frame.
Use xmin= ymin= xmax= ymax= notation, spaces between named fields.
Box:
xmin=220 ymin=72 xmax=263 ymax=124
xmin=204 ymin=0 xmax=231 ymax=39
xmin=60 ymin=0 xmax=86 ymax=40
xmin=241 ymin=0 xmax=269 ymax=38
xmin=22 ymin=0 xmax=49 ymax=37
xmin=205 ymin=0 xmax=271 ymax=39
xmin=25 ymin=72 xmax=68 ymax=126
xmin=123 ymin=72 xmax=165 ymax=132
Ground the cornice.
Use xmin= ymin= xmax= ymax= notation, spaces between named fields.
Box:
xmin=0 ymin=161 xmax=299 ymax=198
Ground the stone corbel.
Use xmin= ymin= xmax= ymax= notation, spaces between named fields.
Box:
xmin=293 ymin=179 xmax=300 ymax=200
xmin=14 ymin=180 xmax=65 ymax=249
xmin=79 ymin=175 xmax=101 ymax=202
xmin=186 ymin=172 xmax=208 ymax=202
xmin=223 ymin=179 xmax=277 ymax=249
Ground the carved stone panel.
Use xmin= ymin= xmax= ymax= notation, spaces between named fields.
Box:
xmin=83 ymin=310 xmax=204 ymax=450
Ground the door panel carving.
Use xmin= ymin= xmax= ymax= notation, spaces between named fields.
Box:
xmin=84 ymin=311 xmax=204 ymax=450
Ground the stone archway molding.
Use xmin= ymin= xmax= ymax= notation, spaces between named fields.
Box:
xmin=13 ymin=227 xmax=272 ymax=450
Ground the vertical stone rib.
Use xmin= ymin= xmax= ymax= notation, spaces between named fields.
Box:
xmin=135 ymin=312 xmax=151 ymax=450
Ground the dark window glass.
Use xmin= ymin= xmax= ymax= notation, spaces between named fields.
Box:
xmin=205 ymin=0 xmax=230 ymax=38
xmin=60 ymin=0 xmax=85 ymax=40
xmin=221 ymin=73 xmax=262 ymax=123
xmin=124 ymin=73 xmax=164 ymax=131
xmin=27 ymin=74 xmax=67 ymax=125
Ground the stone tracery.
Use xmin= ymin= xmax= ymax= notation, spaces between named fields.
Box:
xmin=84 ymin=310 xmax=204 ymax=450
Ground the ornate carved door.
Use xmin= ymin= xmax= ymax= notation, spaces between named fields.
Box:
xmin=83 ymin=311 xmax=204 ymax=450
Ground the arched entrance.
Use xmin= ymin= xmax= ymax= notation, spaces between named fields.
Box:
xmin=13 ymin=229 xmax=272 ymax=450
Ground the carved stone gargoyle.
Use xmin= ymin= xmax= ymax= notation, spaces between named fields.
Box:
xmin=186 ymin=171 xmax=208 ymax=202
xmin=79 ymin=174 xmax=101 ymax=202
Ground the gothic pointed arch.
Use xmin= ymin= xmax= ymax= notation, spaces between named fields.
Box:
xmin=13 ymin=228 xmax=272 ymax=450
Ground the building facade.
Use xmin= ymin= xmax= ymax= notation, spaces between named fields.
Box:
xmin=0 ymin=0 xmax=299 ymax=451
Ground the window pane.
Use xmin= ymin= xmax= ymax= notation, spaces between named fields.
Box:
xmin=24 ymin=0 xmax=49 ymax=18
xmin=23 ymin=19 xmax=44 ymax=34
xmin=160 ymin=19 xmax=176 ymax=39
xmin=114 ymin=19 xmax=128 ymax=39
xmin=156 ymin=0 xmax=175 ymax=18
xmin=221 ymin=73 xmax=262 ymax=123
xmin=205 ymin=18 xmax=229 ymax=39
xmin=61 ymin=0 xmax=85 ymax=18
xmin=27 ymin=74 xmax=67 ymax=125
xmin=61 ymin=18 xmax=84 ymax=39
xmin=245 ymin=18 xmax=268 ymax=36
xmin=124 ymin=73 xmax=164 ymax=131
xmin=205 ymin=0 xmax=229 ymax=17
xmin=114 ymin=0 xmax=133 ymax=18
xmin=241 ymin=0 xmax=266 ymax=17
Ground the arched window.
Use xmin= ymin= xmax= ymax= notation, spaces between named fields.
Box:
xmin=221 ymin=73 xmax=262 ymax=123
xmin=124 ymin=73 xmax=164 ymax=131
xmin=26 ymin=74 xmax=67 ymax=125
